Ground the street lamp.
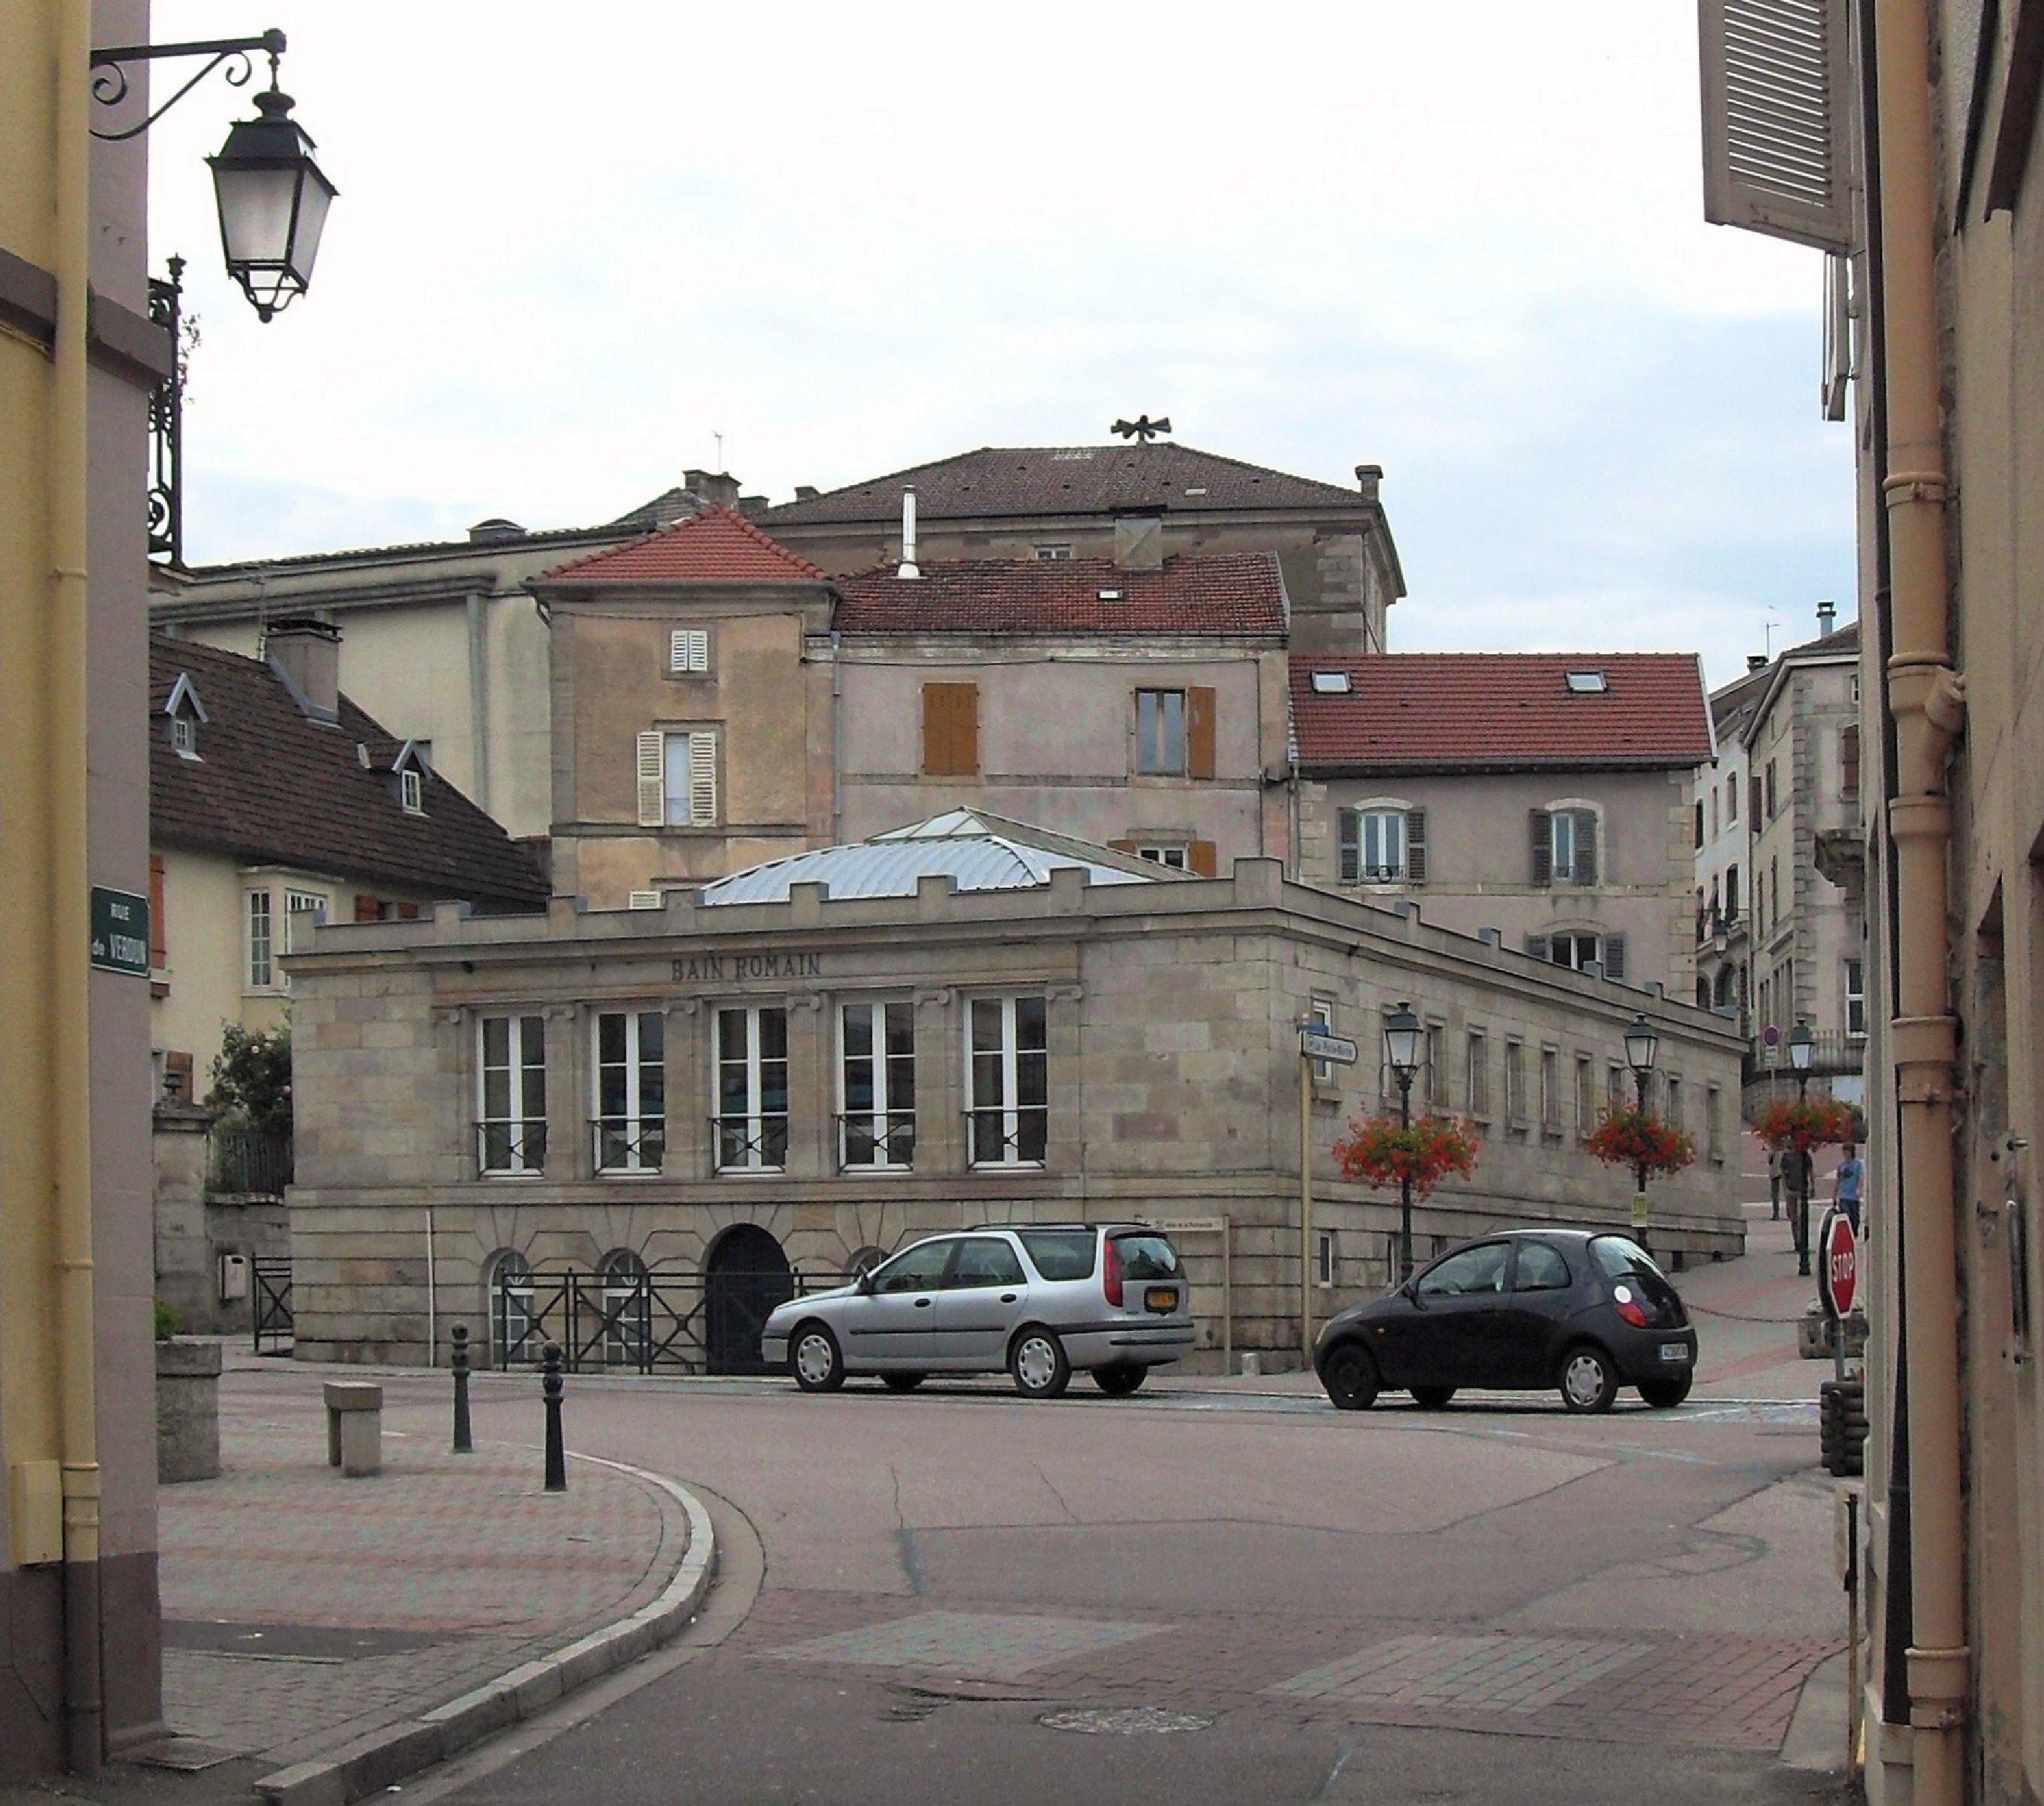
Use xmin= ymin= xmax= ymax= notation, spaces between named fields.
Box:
xmin=1788 ymin=1020 xmax=1816 ymax=1276
xmin=1383 ymin=1002 xmax=1424 ymax=1280
xmin=1623 ymin=1013 xmax=1659 ymax=1230
xmin=1788 ymin=1019 xmax=1815 ymax=1095
xmin=91 ymin=29 xmax=337 ymax=321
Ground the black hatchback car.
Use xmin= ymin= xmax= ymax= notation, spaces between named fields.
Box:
xmin=1313 ymin=1230 xmax=1698 ymax=1414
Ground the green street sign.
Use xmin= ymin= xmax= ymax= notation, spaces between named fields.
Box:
xmin=89 ymin=886 xmax=151 ymax=976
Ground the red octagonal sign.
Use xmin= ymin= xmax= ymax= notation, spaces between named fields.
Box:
xmin=1818 ymin=1209 xmax=1859 ymax=1319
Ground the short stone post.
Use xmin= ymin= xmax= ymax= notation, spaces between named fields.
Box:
xmin=542 ymin=1343 xmax=566 ymax=1492
xmin=157 ymin=1338 xmax=223 ymax=1484
xmin=450 ymin=1322 xmax=474 ymax=1454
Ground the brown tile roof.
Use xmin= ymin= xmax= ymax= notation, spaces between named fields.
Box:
xmin=149 ymin=635 xmax=547 ymax=909
xmin=1290 ymin=652 xmax=1713 ymax=771
xmin=540 ymin=506 xmax=828 ymax=585
xmin=762 ymin=443 xmax=1369 ymax=526
xmin=834 ymin=553 xmax=1287 ymax=636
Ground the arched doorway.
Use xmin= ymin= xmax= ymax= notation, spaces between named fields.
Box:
xmin=704 ymin=1224 xmax=794 ymax=1374
xmin=599 ymin=1248 xmax=649 ymax=1370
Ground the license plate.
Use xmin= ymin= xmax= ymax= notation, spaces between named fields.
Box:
xmin=1660 ymin=1342 xmax=1691 ymax=1363
xmin=1145 ymin=1287 xmax=1179 ymax=1314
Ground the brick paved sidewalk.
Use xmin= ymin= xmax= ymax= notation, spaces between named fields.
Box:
xmin=154 ymin=1372 xmax=691 ymax=1778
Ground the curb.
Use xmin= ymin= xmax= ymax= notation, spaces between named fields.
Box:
xmin=253 ymin=1456 xmax=716 ymax=1806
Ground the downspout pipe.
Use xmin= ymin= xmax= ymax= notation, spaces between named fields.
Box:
xmin=1871 ymin=0 xmax=1970 ymax=1798
xmin=52 ymin=0 xmax=104 ymax=1772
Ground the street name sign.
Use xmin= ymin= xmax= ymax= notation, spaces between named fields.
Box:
xmin=88 ymin=886 xmax=150 ymax=976
xmin=1150 ymin=1215 xmax=1227 ymax=1235
xmin=1818 ymin=1208 xmax=1859 ymax=1319
xmin=1299 ymin=1029 xmax=1359 ymax=1066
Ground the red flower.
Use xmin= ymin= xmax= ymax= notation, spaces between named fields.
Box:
xmin=1752 ymin=1097 xmax=1857 ymax=1157
xmin=1333 ymin=1115 xmax=1483 ymax=1200
xmin=1584 ymin=1108 xmax=1696 ymax=1179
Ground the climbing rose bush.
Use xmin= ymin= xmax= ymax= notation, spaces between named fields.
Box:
xmin=1585 ymin=1108 xmax=1696 ymax=1179
xmin=1332 ymin=1115 xmax=1481 ymax=1200
xmin=1752 ymin=1096 xmax=1858 ymax=1158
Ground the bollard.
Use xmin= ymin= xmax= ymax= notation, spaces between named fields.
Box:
xmin=450 ymin=1322 xmax=474 ymax=1454
xmin=542 ymin=1342 xmax=566 ymax=1492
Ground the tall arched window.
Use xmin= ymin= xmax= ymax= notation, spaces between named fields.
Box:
xmin=487 ymin=1249 xmax=535 ymax=1365
xmin=599 ymin=1248 xmax=649 ymax=1369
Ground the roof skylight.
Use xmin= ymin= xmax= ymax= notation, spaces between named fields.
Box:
xmin=1311 ymin=670 xmax=1353 ymax=694
xmin=1565 ymin=669 xmax=1610 ymax=694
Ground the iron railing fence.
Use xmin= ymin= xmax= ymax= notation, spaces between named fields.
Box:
xmin=210 ymin=1121 xmax=293 ymax=1195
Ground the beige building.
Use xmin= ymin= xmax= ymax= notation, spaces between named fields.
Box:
xmin=1699 ymin=1 xmax=2043 ymax=1798
xmin=1290 ymin=653 xmax=1712 ymax=997
xmin=1691 ymin=655 xmax=1767 ymax=1026
xmin=281 ymin=812 xmax=1744 ymax=1373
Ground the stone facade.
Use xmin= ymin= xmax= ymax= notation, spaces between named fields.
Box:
xmin=284 ymin=859 xmax=1744 ymax=1372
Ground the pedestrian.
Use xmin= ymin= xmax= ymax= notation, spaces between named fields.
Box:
xmin=1768 ymin=1145 xmax=1783 ymax=1219
xmin=1834 ymin=1139 xmax=1864 ymax=1232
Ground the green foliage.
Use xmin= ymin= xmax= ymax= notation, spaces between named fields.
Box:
xmin=208 ymin=1023 xmax=292 ymax=1130
xmin=154 ymin=1297 xmax=182 ymax=1342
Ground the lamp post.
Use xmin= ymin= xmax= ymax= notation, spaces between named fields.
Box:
xmin=1383 ymin=1002 xmax=1424 ymax=1281
xmin=1789 ymin=1020 xmax=1815 ymax=1276
xmin=1624 ymin=1013 xmax=1660 ymax=1231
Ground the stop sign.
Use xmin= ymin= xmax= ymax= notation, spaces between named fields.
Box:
xmin=1818 ymin=1209 xmax=1859 ymax=1318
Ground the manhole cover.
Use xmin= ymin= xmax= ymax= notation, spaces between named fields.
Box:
xmin=1038 ymin=1707 xmax=1213 ymax=1736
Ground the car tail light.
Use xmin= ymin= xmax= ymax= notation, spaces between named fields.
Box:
xmin=1103 ymin=1237 xmax=1124 ymax=1307
xmin=1612 ymin=1283 xmax=1650 ymax=1330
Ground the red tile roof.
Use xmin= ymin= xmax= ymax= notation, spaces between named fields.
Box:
xmin=835 ymin=553 xmax=1286 ymax=636
xmin=150 ymin=635 xmax=547 ymax=909
xmin=540 ymin=506 xmax=828 ymax=585
xmin=1290 ymin=653 xmax=1712 ymax=770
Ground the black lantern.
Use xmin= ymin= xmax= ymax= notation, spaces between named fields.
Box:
xmin=1382 ymin=1002 xmax=1423 ymax=1079
xmin=1624 ymin=1013 xmax=1660 ymax=1079
xmin=1787 ymin=1020 xmax=1815 ymax=1073
xmin=207 ymin=81 xmax=336 ymax=321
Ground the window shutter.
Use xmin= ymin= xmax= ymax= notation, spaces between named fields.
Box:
xmin=635 ymin=730 xmax=665 ymax=827
xmin=149 ymin=854 xmax=167 ymax=967
xmin=1530 ymin=809 xmax=1552 ymax=886
xmin=354 ymin=893 xmax=381 ymax=923
xmin=1575 ymin=812 xmax=1598 ymax=885
xmin=1841 ymin=724 xmax=1860 ymax=801
xmin=1107 ymin=838 xmax=1137 ymax=854
xmin=1698 ymin=0 xmax=1855 ymax=252
xmin=670 ymin=629 xmax=688 ymax=672
xmin=669 ymin=628 xmax=709 ymax=674
xmin=1187 ymin=686 xmax=1217 ymax=780
xmin=923 ymin=683 xmax=978 ymax=777
xmin=1187 ymin=840 xmax=1219 ymax=877
xmin=1604 ymin=934 xmax=1628 ymax=982
xmin=1405 ymin=808 xmax=1427 ymax=884
xmin=688 ymin=731 xmax=718 ymax=825
xmin=1526 ymin=934 xmax=1550 ymax=962
xmin=957 ymin=683 xmax=979 ymax=775
xmin=1338 ymin=809 xmax=1361 ymax=885
xmin=397 ymin=902 xmax=421 ymax=920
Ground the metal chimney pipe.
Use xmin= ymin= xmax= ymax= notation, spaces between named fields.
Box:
xmin=897 ymin=485 xmax=920 ymax=580
xmin=1818 ymin=599 xmax=1838 ymax=637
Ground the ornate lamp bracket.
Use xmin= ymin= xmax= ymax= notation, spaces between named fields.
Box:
xmin=90 ymin=28 xmax=287 ymax=142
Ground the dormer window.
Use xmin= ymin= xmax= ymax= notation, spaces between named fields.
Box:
xmin=1565 ymin=669 xmax=1610 ymax=694
xmin=162 ymin=672 xmax=207 ymax=759
xmin=171 ymin=715 xmax=197 ymax=758
xmin=400 ymin=767 xmax=424 ymax=814
xmin=1311 ymin=671 xmax=1352 ymax=695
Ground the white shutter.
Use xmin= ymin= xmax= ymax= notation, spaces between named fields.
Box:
xmin=635 ymin=731 xmax=665 ymax=827
xmin=669 ymin=628 xmax=709 ymax=673
xmin=1698 ymin=0 xmax=1855 ymax=252
xmin=627 ymin=890 xmax=662 ymax=910
xmin=688 ymin=731 xmax=717 ymax=826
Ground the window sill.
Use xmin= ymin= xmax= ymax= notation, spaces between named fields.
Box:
xmin=968 ymin=1160 xmax=1047 ymax=1174
xmin=595 ymin=1168 xmax=665 ymax=1180
xmin=715 ymin=1166 xmax=788 ymax=1178
xmin=477 ymin=1170 xmax=545 ymax=1181
xmin=840 ymin=1162 xmax=915 ymax=1176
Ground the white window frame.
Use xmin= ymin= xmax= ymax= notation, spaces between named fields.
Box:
xmin=170 ymin=713 xmax=198 ymax=759
xmin=1339 ymin=806 xmax=1407 ymax=885
xmin=477 ymin=1014 xmax=546 ymax=1176
xmin=592 ymin=1009 xmax=664 ymax=1175
xmin=716 ymin=1005 xmax=788 ymax=1173
xmin=244 ymin=888 xmax=274 ymax=989
xmin=1315 ymin=1230 xmax=1335 ymax=1288
xmin=966 ymin=994 xmax=1048 ymax=1168
xmin=400 ymin=767 xmax=424 ymax=814
xmin=838 ymin=999 xmax=916 ymax=1171
xmin=1134 ymin=844 xmax=1190 ymax=870
xmin=669 ymin=627 xmax=711 ymax=674
xmin=1845 ymin=958 xmax=1866 ymax=1039
xmin=1135 ymin=689 xmax=1187 ymax=777
xmin=1032 ymin=543 xmax=1073 ymax=561
xmin=662 ymin=730 xmax=718 ymax=828
xmin=1548 ymin=930 xmax=1604 ymax=972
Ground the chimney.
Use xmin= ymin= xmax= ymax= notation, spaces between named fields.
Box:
xmin=897 ymin=486 xmax=920 ymax=580
xmin=1112 ymin=510 xmax=1163 ymax=571
xmin=266 ymin=617 xmax=340 ymax=724
xmin=1747 ymin=653 xmax=1769 ymax=672
xmin=467 ymin=517 xmax=524 ymax=543
xmin=684 ymin=468 xmax=741 ymax=508
xmin=794 ymin=485 xmax=820 ymax=502
xmin=1354 ymin=463 xmax=1384 ymax=506
xmin=1816 ymin=599 xmax=1837 ymax=637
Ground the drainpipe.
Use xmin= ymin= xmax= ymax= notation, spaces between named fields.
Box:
xmin=1871 ymin=0 xmax=1969 ymax=1797
xmin=51 ymin=0 xmax=104 ymax=1770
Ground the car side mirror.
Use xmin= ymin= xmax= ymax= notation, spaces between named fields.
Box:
xmin=855 ymin=1271 xmax=876 ymax=1296
xmin=1401 ymin=1279 xmax=1419 ymax=1304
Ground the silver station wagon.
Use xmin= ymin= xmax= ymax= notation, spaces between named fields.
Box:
xmin=762 ymin=1223 xmax=1195 ymax=1399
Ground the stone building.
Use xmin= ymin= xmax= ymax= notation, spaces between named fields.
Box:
xmin=283 ymin=812 xmax=1744 ymax=1373
xmin=1691 ymin=653 xmax=1768 ymax=1026
xmin=1288 ymin=653 xmax=1712 ymax=997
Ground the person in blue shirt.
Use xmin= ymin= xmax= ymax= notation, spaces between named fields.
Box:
xmin=1834 ymin=1141 xmax=1865 ymax=1231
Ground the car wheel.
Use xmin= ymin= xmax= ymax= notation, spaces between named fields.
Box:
xmin=1321 ymin=1342 xmax=1380 ymax=1411
xmin=1558 ymin=1344 xmax=1619 ymax=1414
xmin=1009 ymin=1327 xmax=1071 ymax=1400
xmin=1092 ymin=1363 xmax=1145 ymax=1397
xmin=1409 ymin=1385 xmax=1456 ymax=1409
xmin=790 ymin=1322 xmax=846 ymax=1393
xmin=881 ymin=1372 xmax=926 ymax=1393
xmin=1638 ymin=1374 xmax=1693 ymax=1409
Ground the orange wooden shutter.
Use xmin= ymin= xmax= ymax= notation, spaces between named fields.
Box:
xmin=1187 ymin=840 xmax=1219 ymax=876
xmin=923 ymin=683 xmax=979 ymax=776
xmin=1187 ymin=687 xmax=1216 ymax=779
xmin=148 ymin=854 xmax=166 ymax=967
xmin=355 ymin=893 xmax=382 ymax=923
xmin=397 ymin=902 xmax=421 ymax=920
xmin=1107 ymin=838 xmax=1137 ymax=854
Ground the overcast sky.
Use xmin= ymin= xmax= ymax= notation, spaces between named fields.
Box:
xmin=143 ymin=1 xmax=1855 ymax=688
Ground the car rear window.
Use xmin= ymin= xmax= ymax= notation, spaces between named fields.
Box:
xmin=1018 ymin=1230 xmax=1097 ymax=1281
xmin=1589 ymin=1236 xmax=1669 ymax=1283
xmin=1109 ymin=1233 xmax=1179 ymax=1280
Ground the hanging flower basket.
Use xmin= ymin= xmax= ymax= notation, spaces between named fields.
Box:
xmin=1332 ymin=1114 xmax=1482 ymax=1200
xmin=1752 ymin=1096 xmax=1858 ymax=1158
xmin=1584 ymin=1107 xmax=1695 ymax=1180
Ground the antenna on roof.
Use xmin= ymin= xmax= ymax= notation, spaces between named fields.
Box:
xmin=1111 ymin=415 xmax=1171 ymax=442
xmin=713 ymin=429 xmax=724 ymax=470
xmin=897 ymin=486 xmax=920 ymax=580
